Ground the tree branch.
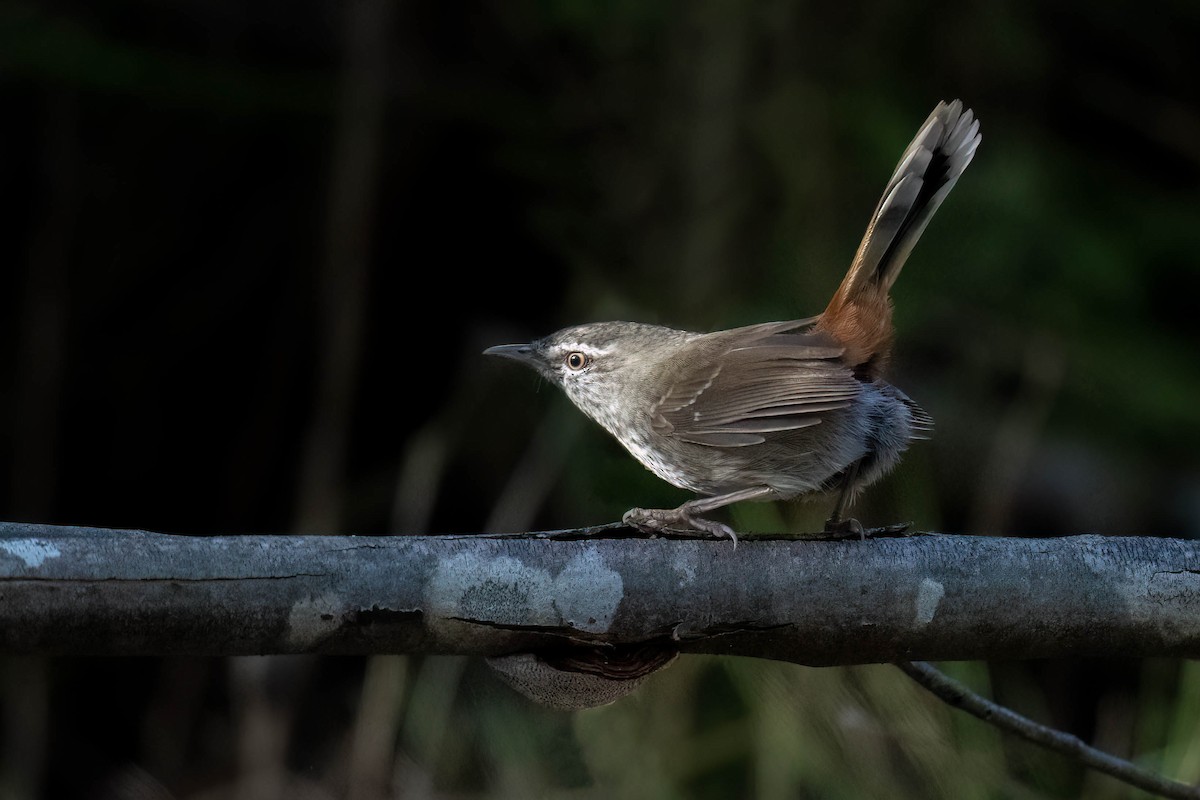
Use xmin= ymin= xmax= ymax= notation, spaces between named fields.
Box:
xmin=896 ymin=661 xmax=1200 ymax=800
xmin=0 ymin=521 xmax=1197 ymax=661
xmin=5 ymin=521 xmax=1195 ymax=795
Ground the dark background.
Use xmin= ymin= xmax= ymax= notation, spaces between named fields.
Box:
xmin=2 ymin=0 xmax=1198 ymax=797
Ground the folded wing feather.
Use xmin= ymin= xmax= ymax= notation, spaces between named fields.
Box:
xmin=651 ymin=325 xmax=859 ymax=448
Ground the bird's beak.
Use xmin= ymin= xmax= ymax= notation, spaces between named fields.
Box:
xmin=483 ymin=343 xmax=538 ymax=367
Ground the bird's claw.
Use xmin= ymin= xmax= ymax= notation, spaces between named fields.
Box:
xmin=623 ymin=507 xmax=738 ymax=548
xmin=823 ymin=516 xmax=865 ymax=540
xmin=822 ymin=518 xmax=913 ymax=540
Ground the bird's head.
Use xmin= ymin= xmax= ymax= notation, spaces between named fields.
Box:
xmin=484 ymin=321 xmax=694 ymax=425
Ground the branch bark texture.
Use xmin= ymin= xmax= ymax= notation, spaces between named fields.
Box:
xmin=0 ymin=522 xmax=1197 ymax=661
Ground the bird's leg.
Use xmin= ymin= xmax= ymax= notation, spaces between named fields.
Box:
xmin=623 ymin=486 xmax=776 ymax=546
xmin=824 ymin=460 xmax=865 ymax=540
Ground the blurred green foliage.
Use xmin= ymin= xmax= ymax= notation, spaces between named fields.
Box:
xmin=1 ymin=0 xmax=1198 ymax=797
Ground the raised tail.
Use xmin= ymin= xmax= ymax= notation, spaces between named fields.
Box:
xmin=820 ymin=100 xmax=981 ymax=371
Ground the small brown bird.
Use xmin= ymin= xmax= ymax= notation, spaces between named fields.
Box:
xmin=486 ymin=100 xmax=980 ymax=542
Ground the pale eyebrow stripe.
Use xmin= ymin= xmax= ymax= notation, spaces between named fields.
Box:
xmin=557 ymin=343 xmax=610 ymax=357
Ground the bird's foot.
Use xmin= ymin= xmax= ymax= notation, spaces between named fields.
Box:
xmin=822 ymin=518 xmax=912 ymax=540
xmin=622 ymin=506 xmax=738 ymax=548
xmin=866 ymin=521 xmax=912 ymax=538
xmin=823 ymin=516 xmax=865 ymax=540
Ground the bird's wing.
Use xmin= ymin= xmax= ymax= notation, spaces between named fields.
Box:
xmin=650 ymin=328 xmax=859 ymax=448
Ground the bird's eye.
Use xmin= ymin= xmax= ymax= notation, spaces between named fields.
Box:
xmin=565 ymin=351 xmax=590 ymax=371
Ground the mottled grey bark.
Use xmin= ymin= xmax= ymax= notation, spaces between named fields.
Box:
xmin=0 ymin=521 xmax=1197 ymax=661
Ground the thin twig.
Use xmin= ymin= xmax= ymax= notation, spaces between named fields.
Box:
xmin=896 ymin=660 xmax=1200 ymax=800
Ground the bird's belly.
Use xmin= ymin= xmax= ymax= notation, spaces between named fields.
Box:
xmin=618 ymin=430 xmax=847 ymax=498
xmin=619 ymin=435 xmax=710 ymax=493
